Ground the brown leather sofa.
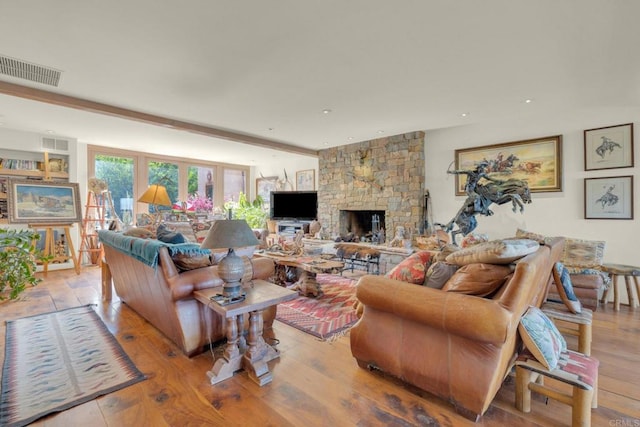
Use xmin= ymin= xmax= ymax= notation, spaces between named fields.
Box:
xmin=350 ymin=237 xmax=564 ymax=421
xmin=100 ymin=230 xmax=275 ymax=357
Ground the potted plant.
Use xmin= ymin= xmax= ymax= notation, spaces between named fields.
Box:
xmin=225 ymin=192 xmax=268 ymax=229
xmin=0 ymin=228 xmax=48 ymax=300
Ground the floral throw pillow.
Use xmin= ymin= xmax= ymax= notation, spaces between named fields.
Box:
xmin=387 ymin=251 xmax=433 ymax=284
xmin=518 ymin=306 xmax=567 ymax=369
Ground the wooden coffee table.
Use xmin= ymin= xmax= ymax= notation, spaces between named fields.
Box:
xmin=255 ymin=252 xmax=345 ymax=297
xmin=193 ymin=280 xmax=297 ymax=386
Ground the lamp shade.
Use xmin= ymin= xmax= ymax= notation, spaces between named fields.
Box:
xmin=200 ymin=219 xmax=259 ymax=250
xmin=138 ymin=184 xmax=172 ymax=207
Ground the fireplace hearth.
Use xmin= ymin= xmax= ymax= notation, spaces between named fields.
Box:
xmin=339 ymin=210 xmax=385 ymax=242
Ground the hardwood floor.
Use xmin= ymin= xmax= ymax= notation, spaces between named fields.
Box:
xmin=1 ymin=266 xmax=639 ymax=426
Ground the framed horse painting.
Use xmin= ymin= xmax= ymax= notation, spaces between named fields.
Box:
xmin=584 ymin=123 xmax=634 ymax=171
xmin=454 ymin=135 xmax=562 ymax=195
xmin=584 ymin=175 xmax=634 ymax=219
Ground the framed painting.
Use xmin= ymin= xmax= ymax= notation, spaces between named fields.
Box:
xmin=7 ymin=180 xmax=82 ymax=224
xmin=256 ymin=176 xmax=278 ymax=207
xmin=584 ymin=123 xmax=634 ymax=170
xmin=454 ymin=135 xmax=562 ymax=195
xmin=296 ymin=169 xmax=315 ymax=191
xmin=584 ymin=175 xmax=633 ymax=220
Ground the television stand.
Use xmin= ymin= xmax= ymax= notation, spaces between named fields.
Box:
xmin=276 ymin=221 xmax=309 ymax=236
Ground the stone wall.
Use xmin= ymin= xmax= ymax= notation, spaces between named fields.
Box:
xmin=317 ymin=131 xmax=425 ymax=243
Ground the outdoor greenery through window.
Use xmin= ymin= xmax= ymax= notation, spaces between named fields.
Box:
xmin=94 ymin=154 xmax=134 ymax=222
xmin=88 ymin=145 xmax=249 ymax=224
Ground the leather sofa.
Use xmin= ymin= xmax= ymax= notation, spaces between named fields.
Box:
xmin=99 ymin=230 xmax=275 ymax=357
xmin=350 ymin=237 xmax=564 ymax=421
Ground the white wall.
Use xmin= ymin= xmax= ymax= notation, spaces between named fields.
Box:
xmin=425 ymin=107 xmax=639 ymax=266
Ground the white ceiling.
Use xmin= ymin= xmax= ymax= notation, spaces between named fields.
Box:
xmin=0 ymin=1 xmax=639 ymax=165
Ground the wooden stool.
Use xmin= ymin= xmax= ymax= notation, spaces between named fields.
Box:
xmin=541 ymin=301 xmax=593 ymax=356
xmin=600 ymin=263 xmax=640 ymax=311
xmin=101 ymin=257 xmax=113 ymax=301
xmin=515 ymin=349 xmax=598 ymax=427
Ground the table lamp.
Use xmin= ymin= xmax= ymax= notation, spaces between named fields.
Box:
xmin=200 ymin=219 xmax=259 ymax=304
xmin=138 ymin=183 xmax=172 ymax=225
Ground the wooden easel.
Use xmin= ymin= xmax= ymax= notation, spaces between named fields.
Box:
xmin=30 ymin=223 xmax=80 ymax=275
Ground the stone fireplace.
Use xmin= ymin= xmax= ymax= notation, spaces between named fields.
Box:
xmin=317 ymin=131 xmax=425 ymax=243
xmin=339 ymin=209 xmax=385 ymax=241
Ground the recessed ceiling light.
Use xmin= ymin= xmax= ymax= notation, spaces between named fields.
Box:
xmin=348 ymin=137 xmax=354 ymax=140
xmin=524 ymin=99 xmax=533 ymax=104
xmin=377 ymin=130 xmax=384 ymax=134
xmin=322 ymin=109 xmax=332 ymax=114
xmin=460 ymin=113 xmax=469 ymax=118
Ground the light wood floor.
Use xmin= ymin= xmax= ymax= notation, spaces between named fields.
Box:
xmin=1 ymin=266 xmax=639 ymax=427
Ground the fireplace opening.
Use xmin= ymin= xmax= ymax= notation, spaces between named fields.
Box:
xmin=339 ymin=210 xmax=385 ymax=242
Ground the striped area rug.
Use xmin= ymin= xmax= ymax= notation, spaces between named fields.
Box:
xmin=276 ymin=274 xmax=359 ymax=340
xmin=0 ymin=305 xmax=146 ymax=427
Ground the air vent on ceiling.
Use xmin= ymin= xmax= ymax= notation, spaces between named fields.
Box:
xmin=0 ymin=54 xmax=62 ymax=87
xmin=42 ymin=137 xmax=69 ymax=152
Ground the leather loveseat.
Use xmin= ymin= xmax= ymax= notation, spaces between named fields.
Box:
xmin=99 ymin=230 xmax=275 ymax=357
xmin=350 ymin=237 xmax=564 ymax=421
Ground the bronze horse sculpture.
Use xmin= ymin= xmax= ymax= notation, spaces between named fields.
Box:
xmin=441 ymin=178 xmax=532 ymax=244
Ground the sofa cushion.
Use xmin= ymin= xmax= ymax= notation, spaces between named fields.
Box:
xmin=552 ymin=262 xmax=582 ymax=313
xmin=445 ymin=239 xmax=539 ymax=266
xmin=387 ymin=251 xmax=433 ymax=284
xmin=123 ymin=227 xmax=154 ymax=239
xmin=562 ymin=238 xmax=605 ymax=269
xmin=423 ymin=261 xmax=459 ymax=289
xmin=172 ymin=252 xmax=212 ymax=271
xmin=442 ymin=263 xmax=512 ymax=296
xmin=519 ymin=306 xmax=567 ymax=369
xmin=156 ymin=223 xmax=187 ymax=244
xmin=515 ymin=228 xmax=547 ymax=244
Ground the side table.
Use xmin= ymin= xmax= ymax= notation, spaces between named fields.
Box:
xmin=600 ymin=263 xmax=640 ymax=311
xmin=193 ymin=280 xmax=297 ymax=386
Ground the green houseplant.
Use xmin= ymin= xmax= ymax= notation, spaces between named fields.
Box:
xmin=225 ymin=192 xmax=268 ymax=229
xmin=0 ymin=228 xmax=48 ymax=300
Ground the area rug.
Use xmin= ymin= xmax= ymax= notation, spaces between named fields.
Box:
xmin=276 ymin=273 xmax=359 ymax=341
xmin=0 ymin=305 xmax=146 ymax=427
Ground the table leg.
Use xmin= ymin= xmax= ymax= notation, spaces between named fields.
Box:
xmin=612 ymin=274 xmax=621 ymax=311
xmin=207 ymin=316 xmax=243 ymax=384
xmin=243 ymin=310 xmax=273 ymax=386
xmin=295 ymin=270 xmax=320 ymax=297
xmin=626 ymin=276 xmax=639 ymax=309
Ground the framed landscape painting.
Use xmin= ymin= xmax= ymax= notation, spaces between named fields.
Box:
xmin=7 ymin=180 xmax=82 ymax=224
xmin=584 ymin=123 xmax=634 ymax=170
xmin=584 ymin=175 xmax=633 ymax=220
xmin=454 ymin=135 xmax=562 ymax=195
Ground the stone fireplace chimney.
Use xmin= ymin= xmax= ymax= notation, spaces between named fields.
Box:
xmin=317 ymin=131 xmax=425 ymax=243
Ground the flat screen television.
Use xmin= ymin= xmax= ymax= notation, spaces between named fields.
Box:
xmin=270 ymin=191 xmax=318 ymax=220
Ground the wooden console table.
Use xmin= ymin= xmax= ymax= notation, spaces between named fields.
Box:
xmin=193 ymin=280 xmax=297 ymax=386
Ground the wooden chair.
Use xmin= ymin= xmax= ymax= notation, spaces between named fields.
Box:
xmin=515 ymin=349 xmax=598 ymax=427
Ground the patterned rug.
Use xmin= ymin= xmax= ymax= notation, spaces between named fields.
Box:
xmin=0 ymin=305 xmax=146 ymax=427
xmin=276 ymin=274 xmax=359 ymax=340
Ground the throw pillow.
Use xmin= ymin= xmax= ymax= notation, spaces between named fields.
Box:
xmin=172 ymin=253 xmax=212 ymax=271
xmin=441 ymin=263 xmax=512 ymax=296
xmin=460 ymin=232 xmax=489 ymax=248
xmin=515 ymin=228 xmax=548 ymax=244
xmin=386 ymin=251 xmax=433 ymax=284
xmin=518 ymin=306 xmax=567 ymax=370
xmin=123 ymin=227 xmax=154 ymax=239
xmin=423 ymin=261 xmax=459 ymax=289
xmin=156 ymin=223 xmax=187 ymax=244
xmin=445 ymin=239 xmax=539 ymax=266
xmin=552 ymin=262 xmax=582 ymax=314
xmin=562 ymin=238 xmax=605 ymax=269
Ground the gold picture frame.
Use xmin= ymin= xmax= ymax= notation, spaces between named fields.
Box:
xmin=454 ymin=135 xmax=562 ymax=195
xmin=7 ymin=179 xmax=82 ymax=224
